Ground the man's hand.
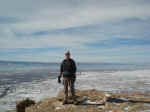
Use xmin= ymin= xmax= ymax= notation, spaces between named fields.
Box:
xmin=58 ymin=75 xmax=61 ymax=84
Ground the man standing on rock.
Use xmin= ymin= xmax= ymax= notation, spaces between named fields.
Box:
xmin=58 ymin=51 xmax=77 ymax=104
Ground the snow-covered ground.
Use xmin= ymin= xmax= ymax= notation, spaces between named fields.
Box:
xmin=1 ymin=69 xmax=150 ymax=112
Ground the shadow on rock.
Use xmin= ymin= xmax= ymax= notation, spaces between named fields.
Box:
xmin=107 ymin=97 xmax=150 ymax=104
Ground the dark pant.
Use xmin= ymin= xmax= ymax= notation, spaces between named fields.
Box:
xmin=63 ymin=77 xmax=75 ymax=101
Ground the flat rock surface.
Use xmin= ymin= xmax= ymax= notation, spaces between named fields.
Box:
xmin=9 ymin=89 xmax=150 ymax=112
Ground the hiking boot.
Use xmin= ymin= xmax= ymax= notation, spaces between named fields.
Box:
xmin=72 ymin=97 xmax=78 ymax=105
xmin=71 ymin=95 xmax=77 ymax=100
xmin=62 ymin=100 xmax=68 ymax=105
xmin=73 ymin=100 xmax=79 ymax=105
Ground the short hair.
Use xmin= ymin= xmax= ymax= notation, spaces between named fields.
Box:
xmin=65 ymin=51 xmax=70 ymax=55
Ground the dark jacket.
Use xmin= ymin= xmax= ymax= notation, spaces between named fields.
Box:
xmin=60 ymin=59 xmax=77 ymax=77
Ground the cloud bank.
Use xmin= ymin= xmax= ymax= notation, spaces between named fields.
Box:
xmin=0 ymin=0 xmax=150 ymax=63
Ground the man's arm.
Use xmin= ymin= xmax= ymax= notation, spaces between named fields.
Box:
xmin=60 ymin=60 xmax=64 ymax=77
xmin=58 ymin=61 xmax=64 ymax=84
xmin=72 ymin=59 xmax=77 ymax=74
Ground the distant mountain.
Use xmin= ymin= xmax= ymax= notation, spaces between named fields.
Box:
xmin=0 ymin=60 xmax=58 ymax=65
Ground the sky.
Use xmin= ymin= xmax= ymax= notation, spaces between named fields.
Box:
xmin=0 ymin=0 xmax=150 ymax=63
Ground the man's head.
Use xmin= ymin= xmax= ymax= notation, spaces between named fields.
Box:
xmin=65 ymin=51 xmax=71 ymax=60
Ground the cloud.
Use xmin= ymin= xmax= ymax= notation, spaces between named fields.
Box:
xmin=0 ymin=0 xmax=150 ymax=62
xmin=11 ymin=0 xmax=150 ymax=33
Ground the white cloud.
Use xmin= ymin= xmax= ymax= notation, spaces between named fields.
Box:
xmin=11 ymin=1 xmax=150 ymax=34
xmin=0 ymin=0 xmax=150 ymax=62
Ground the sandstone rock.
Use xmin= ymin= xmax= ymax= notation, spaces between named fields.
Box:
xmin=9 ymin=89 xmax=150 ymax=112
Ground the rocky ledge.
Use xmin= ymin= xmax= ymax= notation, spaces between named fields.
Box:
xmin=9 ymin=89 xmax=150 ymax=112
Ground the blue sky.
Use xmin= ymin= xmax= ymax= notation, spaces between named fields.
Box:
xmin=0 ymin=0 xmax=150 ymax=63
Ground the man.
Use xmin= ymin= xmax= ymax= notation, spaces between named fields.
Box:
xmin=58 ymin=51 xmax=77 ymax=104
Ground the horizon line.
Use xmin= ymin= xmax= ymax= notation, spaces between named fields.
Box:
xmin=0 ymin=60 xmax=149 ymax=65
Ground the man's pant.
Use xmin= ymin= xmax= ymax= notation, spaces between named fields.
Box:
xmin=63 ymin=77 xmax=75 ymax=101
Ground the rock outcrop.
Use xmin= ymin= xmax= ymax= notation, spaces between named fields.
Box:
xmin=9 ymin=89 xmax=150 ymax=112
